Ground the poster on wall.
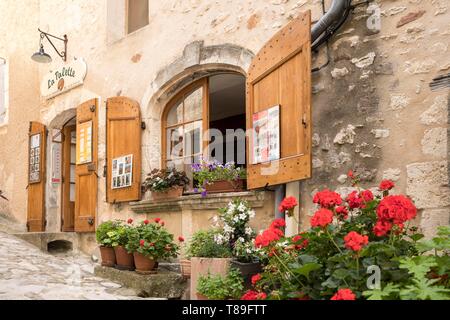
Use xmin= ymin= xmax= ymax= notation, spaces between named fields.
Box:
xmin=111 ymin=154 xmax=133 ymax=189
xmin=29 ymin=133 xmax=41 ymax=183
xmin=252 ymin=105 xmax=280 ymax=164
xmin=76 ymin=120 xmax=92 ymax=164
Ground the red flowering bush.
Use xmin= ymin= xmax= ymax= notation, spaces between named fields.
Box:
xmin=379 ymin=179 xmax=395 ymax=191
xmin=278 ymin=196 xmax=298 ymax=217
xmin=240 ymin=172 xmax=449 ymax=300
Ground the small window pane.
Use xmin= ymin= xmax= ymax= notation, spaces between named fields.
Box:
xmin=166 ymin=101 xmax=183 ymax=126
xmin=184 ymin=87 xmax=202 ymax=122
xmin=127 ymin=0 xmax=149 ymax=34
xmin=167 ymin=126 xmax=184 ymax=159
xmin=70 ymin=144 xmax=76 ymax=163
xmin=184 ymin=121 xmax=202 ymax=157
xmin=70 ymin=183 xmax=75 ymax=202
xmin=70 ymin=165 xmax=76 ymax=183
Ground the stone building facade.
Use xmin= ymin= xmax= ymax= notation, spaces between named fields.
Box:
xmin=0 ymin=0 xmax=448 ymax=255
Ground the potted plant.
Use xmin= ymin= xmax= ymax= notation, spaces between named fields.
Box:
xmin=197 ymin=268 xmax=245 ymax=300
xmin=188 ymin=229 xmax=233 ymax=300
xmin=110 ymin=219 xmax=135 ymax=271
xmin=192 ymin=159 xmax=246 ymax=196
xmin=95 ymin=220 xmax=121 ymax=267
xmin=142 ymin=168 xmax=189 ymax=200
xmin=126 ymin=218 xmax=179 ymax=274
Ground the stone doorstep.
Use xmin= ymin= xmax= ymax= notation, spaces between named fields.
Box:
xmin=94 ymin=265 xmax=188 ymax=299
xmin=130 ymin=190 xmax=268 ymax=214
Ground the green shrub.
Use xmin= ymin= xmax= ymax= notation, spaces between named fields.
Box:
xmin=186 ymin=230 xmax=232 ymax=258
xmin=95 ymin=220 xmax=122 ymax=247
xmin=197 ymin=268 xmax=244 ymax=299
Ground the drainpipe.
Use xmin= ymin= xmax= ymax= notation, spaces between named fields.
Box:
xmin=311 ymin=0 xmax=352 ymax=51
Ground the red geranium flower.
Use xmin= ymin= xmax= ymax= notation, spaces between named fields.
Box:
xmin=178 ymin=236 xmax=185 ymax=242
xmin=335 ymin=206 xmax=349 ymax=219
xmin=348 ymin=170 xmax=354 ymax=179
xmin=251 ymin=274 xmax=262 ymax=286
xmin=255 ymin=227 xmax=283 ymax=248
xmin=344 ymin=231 xmax=369 ymax=252
xmin=292 ymin=234 xmax=309 ymax=250
xmin=154 ymin=218 xmax=161 ymax=223
xmin=160 ymin=221 xmax=165 ymax=226
xmin=331 ymin=288 xmax=356 ymax=300
xmin=139 ymin=240 xmax=145 ymax=247
xmin=346 ymin=191 xmax=363 ymax=209
xmin=278 ymin=196 xmax=298 ymax=216
xmin=241 ymin=290 xmax=266 ymax=300
xmin=313 ymin=189 xmax=342 ymax=208
xmin=270 ymin=218 xmax=286 ymax=230
xmin=360 ymin=190 xmax=374 ymax=202
xmin=143 ymin=219 xmax=150 ymax=225
xmin=379 ymin=179 xmax=395 ymax=191
xmin=374 ymin=195 xmax=417 ymax=237
xmin=127 ymin=218 xmax=133 ymax=224
xmin=310 ymin=208 xmax=334 ymax=228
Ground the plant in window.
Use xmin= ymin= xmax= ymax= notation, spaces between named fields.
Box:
xmin=192 ymin=159 xmax=246 ymax=197
xmin=197 ymin=268 xmax=245 ymax=300
xmin=142 ymin=168 xmax=189 ymax=200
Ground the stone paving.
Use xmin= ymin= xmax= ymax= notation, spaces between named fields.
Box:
xmin=0 ymin=232 xmax=150 ymax=300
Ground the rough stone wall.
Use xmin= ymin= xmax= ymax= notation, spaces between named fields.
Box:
xmin=300 ymin=0 xmax=450 ymax=238
xmin=0 ymin=1 xmax=448 ymax=242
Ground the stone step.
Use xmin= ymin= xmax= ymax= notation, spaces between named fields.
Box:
xmin=94 ymin=265 xmax=188 ymax=299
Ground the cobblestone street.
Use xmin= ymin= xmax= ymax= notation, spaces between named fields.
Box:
xmin=0 ymin=232 xmax=144 ymax=300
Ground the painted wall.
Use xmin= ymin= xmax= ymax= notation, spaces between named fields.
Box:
xmin=0 ymin=1 xmax=448 ymax=254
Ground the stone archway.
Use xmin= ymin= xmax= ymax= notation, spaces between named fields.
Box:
xmin=140 ymin=41 xmax=254 ymax=171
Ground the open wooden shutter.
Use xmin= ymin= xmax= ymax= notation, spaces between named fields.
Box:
xmin=75 ymin=98 xmax=98 ymax=232
xmin=106 ymin=97 xmax=141 ymax=203
xmin=246 ymin=11 xmax=312 ymax=189
xmin=27 ymin=122 xmax=47 ymax=232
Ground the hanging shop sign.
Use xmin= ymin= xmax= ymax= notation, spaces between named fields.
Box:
xmin=29 ymin=133 xmax=41 ymax=183
xmin=76 ymin=120 xmax=92 ymax=164
xmin=111 ymin=154 xmax=133 ymax=189
xmin=252 ymin=105 xmax=280 ymax=164
xmin=40 ymin=58 xmax=87 ymax=99
xmin=51 ymin=143 xmax=62 ymax=184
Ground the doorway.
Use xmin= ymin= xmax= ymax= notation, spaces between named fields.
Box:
xmin=61 ymin=119 xmax=76 ymax=232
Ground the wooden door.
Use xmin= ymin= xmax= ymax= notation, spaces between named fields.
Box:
xmin=246 ymin=11 xmax=312 ymax=189
xmin=61 ymin=125 xmax=76 ymax=232
xmin=27 ymin=122 xmax=47 ymax=232
xmin=74 ymin=99 xmax=98 ymax=233
xmin=106 ymin=97 xmax=142 ymax=203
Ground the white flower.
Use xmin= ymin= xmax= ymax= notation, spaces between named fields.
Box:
xmin=239 ymin=213 xmax=247 ymax=220
xmin=214 ymin=234 xmax=224 ymax=245
xmin=237 ymin=203 xmax=246 ymax=212
xmin=212 ymin=216 xmax=219 ymax=223
xmin=237 ymin=237 xmax=245 ymax=243
xmin=276 ymin=241 xmax=289 ymax=247
xmin=246 ymin=248 xmax=253 ymax=254
xmin=223 ymin=224 xmax=234 ymax=234
xmin=245 ymin=227 xmax=253 ymax=235
xmin=233 ymin=216 xmax=240 ymax=223
xmin=248 ymin=210 xmax=256 ymax=219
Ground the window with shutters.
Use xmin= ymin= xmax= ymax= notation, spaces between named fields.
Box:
xmin=162 ymin=74 xmax=247 ymax=188
xmin=0 ymin=58 xmax=7 ymax=125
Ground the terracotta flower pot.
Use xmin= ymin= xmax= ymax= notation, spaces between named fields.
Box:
xmin=152 ymin=185 xmax=184 ymax=201
xmin=179 ymin=259 xmax=191 ymax=278
xmin=205 ymin=179 xmax=245 ymax=194
xmin=99 ymin=246 xmax=116 ymax=267
xmin=114 ymin=246 xmax=135 ymax=271
xmin=133 ymin=252 xmax=157 ymax=274
xmin=196 ymin=293 xmax=209 ymax=300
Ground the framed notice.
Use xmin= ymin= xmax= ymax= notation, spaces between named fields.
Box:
xmin=76 ymin=120 xmax=92 ymax=164
xmin=252 ymin=105 xmax=280 ymax=164
xmin=111 ymin=154 xmax=133 ymax=189
xmin=29 ymin=133 xmax=41 ymax=183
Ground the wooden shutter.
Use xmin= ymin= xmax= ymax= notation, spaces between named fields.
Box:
xmin=75 ymin=98 xmax=98 ymax=232
xmin=246 ymin=11 xmax=312 ymax=189
xmin=106 ymin=97 xmax=141 ymax=203
xmin=27 ymin=122 xmax=47 ymax=232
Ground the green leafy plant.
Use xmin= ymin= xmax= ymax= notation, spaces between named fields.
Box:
xmin=197 ymin=268 xmax=245 ymax=299
xmin=107 ymin=222 xmax=135 ymax=251
xmin=126 ymin=219 xmax=179 ymax=260
xmin=142 ymin=168 xmax=189 ymax=193
xmin=185 ymin=229 xmax=232 ymax=259
xmin=96 ymin=220 xmax=122 ymax=247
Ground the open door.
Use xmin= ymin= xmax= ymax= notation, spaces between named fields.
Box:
xmin=246 ymin=11 xmax=312 ymax=189
xmin=27 ymin=122 xmax=47 ymax=232
xmin=74 ymin=99 xmax=98 ymax=233
xmin=61 ymin=125 xmax=76 ymax=232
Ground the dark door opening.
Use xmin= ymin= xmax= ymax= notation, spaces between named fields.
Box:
xmin=61 ymin=123 xmax=76 ymax=232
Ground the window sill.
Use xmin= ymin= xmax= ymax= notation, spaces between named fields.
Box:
xmin=130 ymin=190 xmax=269 ymax=214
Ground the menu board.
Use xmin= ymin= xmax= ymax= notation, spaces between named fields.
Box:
xmin=29 ymin=133 xmax=41 ymax=183
xmin=76 ymin=120 xmax=92 ymax=164
xmin=252 ymin=105 xmax=280 ymax=164
xmin=111 ymin=154 xmax=133 ymax=189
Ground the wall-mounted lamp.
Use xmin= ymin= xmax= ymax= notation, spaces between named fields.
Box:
xmin=31 ymin=28 xmax=68 ymax=63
